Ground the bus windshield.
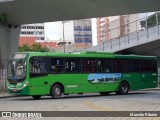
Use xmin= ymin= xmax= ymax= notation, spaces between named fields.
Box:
xmin=7 ymin=59 xmax=26 ymax=83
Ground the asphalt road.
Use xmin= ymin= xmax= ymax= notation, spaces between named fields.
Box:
xmin=0 ymin=90 xmax=160 ymax=120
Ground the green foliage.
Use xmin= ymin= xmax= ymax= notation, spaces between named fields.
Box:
xmin=18 ymin=43 xmax=49 ymax=52
xmin=18 ymin=44 xmax=30 ymax=52
xmin=31 ymin=43 xmax=42 ymax=52
xmin=140 ymin=13 xmax=160 ymax=28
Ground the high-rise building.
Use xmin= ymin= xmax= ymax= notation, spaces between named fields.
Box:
xmin=59 ymin=19 xmax=92 ymax=48
xmin=97 ymin=14 xmax=141 ymax=45
xmin=19 ymin=23 xmax=59 ymax=48
xmin=20 ymin=23 xmax=45 ymax=42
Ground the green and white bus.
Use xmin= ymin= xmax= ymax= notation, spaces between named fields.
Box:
xmin=7 ymin=52 xmax=158 ymax=99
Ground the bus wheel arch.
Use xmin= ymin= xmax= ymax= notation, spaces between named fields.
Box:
xmin=50 ymin=82 xmax=64 ymax=99
xmin=116 ymin=80 xmax=130 ymax=95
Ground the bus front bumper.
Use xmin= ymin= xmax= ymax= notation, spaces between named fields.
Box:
xmin=7 ymin=86 xmax=29 ymax=95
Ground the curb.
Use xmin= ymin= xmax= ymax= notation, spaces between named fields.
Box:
xmin=138 ymin=88 xmax=160 ymax=91
xmin=0 ymin=94 xmax=19 ymax=99
xmin=0 ymin=92 xmax=21 ymax=99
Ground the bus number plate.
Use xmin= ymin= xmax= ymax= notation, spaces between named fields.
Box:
xmin=12 ymin=89 xmax=17 ymax=92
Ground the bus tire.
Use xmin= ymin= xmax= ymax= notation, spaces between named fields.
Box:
xmin=99 ymin=92 xmax=110 ymax=96
xmin=117 ymin=82 xmax=129 ymax=95
xmin=51 ymin=84 xmax=63 ymax=99
xmin=32 ymin=95 xmax=41 ymax=100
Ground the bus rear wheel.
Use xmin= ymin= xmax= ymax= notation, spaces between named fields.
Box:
xmin=116 ymin=82 xmax=129 ymax=95
xmin=99 ymin=92 xmax=110 ymax=96
xmin=32 ymin=95 xmax=41 ymax=100
xmin=51 ymin=84 xmax=63 ymax=99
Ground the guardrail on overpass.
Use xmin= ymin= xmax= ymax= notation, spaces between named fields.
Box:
xmin=88 ymin=25 xmax=160 ymax=53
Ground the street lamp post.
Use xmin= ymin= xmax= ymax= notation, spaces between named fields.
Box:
xmin=62 ymin=21 xmax=65 ymax=53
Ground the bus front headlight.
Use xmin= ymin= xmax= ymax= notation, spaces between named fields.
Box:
xmin=23 ymin=81 xmax=28 ymax=88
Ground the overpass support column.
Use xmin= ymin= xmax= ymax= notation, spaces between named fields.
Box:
xmin=156 ymin=12 xmax=159 ymax=35
xmin=10 ymin=26 xmax=21 ymax=55
xmin=158 ymin=58 xmax=160 ymax=86
xmin=0 ymin=24 xmax=20 ymax=91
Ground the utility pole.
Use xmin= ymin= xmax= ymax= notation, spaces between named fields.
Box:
xmin=62 ymin=21 xmax=65 ymax=53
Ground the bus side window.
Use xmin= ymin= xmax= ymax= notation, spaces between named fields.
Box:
xmin=82 ymin=59 xmax=97 ymax=73
xmin=50 ymin=59 xmax=56 ymax=72
xmin=64 ymin=59 xmax=81 ymax=73
xmin=113 ymin=59 xmax=119 ymax=72
xmin=91 ymin=60 xmax=97 ymax=73
xmin=127 ymin=59 xmax=140 ymax=73
xmin=102 ymin=59 xmax=112 ymax=73
xmin=97 ymin=59 xmax=105 ymax=73
xmin=34 ymin=61 xmax=47 ymax=74
xmin=152 ymin=59 xmax=157 ymax=72
xmin=30 ymin=57 xmax=47 ymax=77
xmin=140 ymin=60 xmax=156 ymax=72
xmin=50 ymin=58 xmax=64 ymax=73
xmin=83 ymin=60 xmax=89 ymax=73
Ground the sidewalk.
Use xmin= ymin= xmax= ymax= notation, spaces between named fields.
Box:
xmin=0 ymin=92 xmax=17 ymax=99
xmin=139 ymin=86 xmax=160 ymax=91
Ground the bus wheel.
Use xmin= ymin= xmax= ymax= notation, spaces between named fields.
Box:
xmin=51 ymin=84 xmax=63 ymax=99
xmin=117 ymin=82 xmax=129 ymax=95
xmin=32 ymin=95 xmax=41 ymax=100
xmin=99 ymin=92 xmax=110 ymax=96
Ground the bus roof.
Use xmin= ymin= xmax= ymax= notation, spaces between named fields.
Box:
xmin=15 ymin=51 xmax=157 ymax=59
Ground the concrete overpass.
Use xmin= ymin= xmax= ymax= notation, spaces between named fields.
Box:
xmin=0 ymin=0 xmax=160 ymax=25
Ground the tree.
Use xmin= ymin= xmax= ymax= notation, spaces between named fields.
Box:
xmin=41 ymin=46 xmax=49 ymax=52
xmin=140 ymin=13 xmax=160 ymax=28
xmin=31 ymin=43 xmax=42 ymax=52
xmin=18 ymin=43 xmax=49 ymax=52
xmin=18 ymin=44 xmax=31 ymax=52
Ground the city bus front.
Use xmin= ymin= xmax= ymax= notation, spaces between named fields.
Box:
xmin=7 ymin=53 xmax=29 ymax=95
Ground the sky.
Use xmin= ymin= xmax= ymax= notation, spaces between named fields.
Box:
xmin=44 ymin=18 xmax=98 ymax=46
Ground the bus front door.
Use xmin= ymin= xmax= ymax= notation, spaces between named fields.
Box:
xmin=29 ymin=57 xmax=49 ymax=95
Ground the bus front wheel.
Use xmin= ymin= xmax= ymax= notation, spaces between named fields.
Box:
xmin=116 ymin=82 xmax=129 ymax=95
xmin=51 ymin=84 xmax=63 ymax=99
xmin=32 ymin=95 xmax=41 ymax=100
